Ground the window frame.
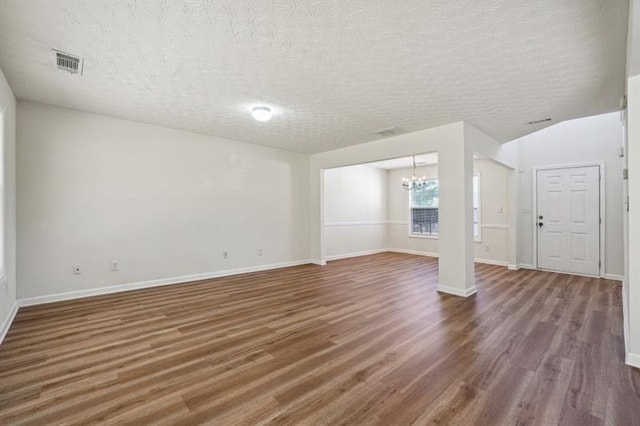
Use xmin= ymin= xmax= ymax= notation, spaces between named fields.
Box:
xmin=473 ymin=173 xmax=482 ymax=243
xmin=407 ymin=178 xmax=440 ymax=239
xmin=406 ymin=174 xmax=482 ymax=242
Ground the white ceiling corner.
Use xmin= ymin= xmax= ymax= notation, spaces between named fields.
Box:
xmin=0 ymin=0 xmax=629 ymax=154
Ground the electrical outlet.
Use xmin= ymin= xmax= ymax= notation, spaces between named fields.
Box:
xmin=223 ymin=251 xmax=229 ymax=259
xmin=110 ymin=260 xmax=119 ymax=271
xmin=484 ymin=244 xmax=490 ymax=252
xmin=73 ymin=265 xmax=82 ymax=275
xmin=257 ymin=248 xmax=263 ymax=256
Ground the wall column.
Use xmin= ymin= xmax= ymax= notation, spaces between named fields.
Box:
xmin=309 ymin=158 xmax=325 ymax=265
xmin=437 ymin=140 xmax=476 ymax=296
xmin=627 ymin=74 xmax=640 ymax=367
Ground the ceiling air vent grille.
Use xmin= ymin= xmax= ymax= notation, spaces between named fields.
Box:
xmin=527 ymin=118 xmax=552 ymax=125
xmin=55 ymin=51 xmax=83 ymax=75
xmin=374 ymin=126 xmax=406 ymax=138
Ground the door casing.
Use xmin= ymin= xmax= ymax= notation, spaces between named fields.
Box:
xmin=532 ymin=161 xmax=606 ymax=277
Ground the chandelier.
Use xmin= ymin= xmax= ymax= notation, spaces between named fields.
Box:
xmin=402 ymin=156 xmax=427 ymax=190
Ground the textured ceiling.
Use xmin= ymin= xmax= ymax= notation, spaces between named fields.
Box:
xmin=0 ymin=0 xmax=629 ymax=153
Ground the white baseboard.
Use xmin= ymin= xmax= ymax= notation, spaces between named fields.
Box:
xmin=389 ymin=249 xmax=511 ymax=267
xmin=325 ymin=249 xmax=386 ymax=261
xmin=311 ymin=249 xmax=511 ymax=269
xmin=388 ymin=248 xmax=439 ymax=258
xmin=510 ymin=264 xmax=622 ymax=281
xmin=517 ymin=264 xmax=536 ymax=270
xmin=626 ymin=352 xmax=640 ymax=369
xmin=474 ymin=258 xmax=509 ymax=267
xmin=603 ymin=273 xmax=623 ymax=281
xmin=17 ymin=260 xmax=313 ymax=307
xmin=324 ymin=221 xmax=388 ymax=227
xmin=0 ymin=301 xmax=19 ymax=345
xmin=437 ymin=285 xmax=477 ymax=297
xmin=309 ymin=259 xmax=327 ymax=266
xmin=507 ymin=264 xmax=519 ymax=270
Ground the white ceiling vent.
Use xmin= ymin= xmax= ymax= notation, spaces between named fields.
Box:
xmin=374 ymin=126 xmax=406 ymax=138
xmin=526 ymin=118 xmax=552 ymax=125
xmin=54 ymin=50 xmax=83 ymax=75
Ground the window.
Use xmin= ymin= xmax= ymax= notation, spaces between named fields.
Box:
xmin=409 ymin=176 xmax=481 ymax=240
xmin=410 ymin=180 xmax=439 ymax=236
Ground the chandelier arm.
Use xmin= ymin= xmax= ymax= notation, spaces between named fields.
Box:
xmin=402 ymin=155 xmax=423 ymax=191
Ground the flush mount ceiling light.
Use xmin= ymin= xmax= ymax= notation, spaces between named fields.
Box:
xmin=251 ymin=106 xmax=272 ymax=122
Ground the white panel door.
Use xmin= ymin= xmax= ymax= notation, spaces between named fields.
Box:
xmin=537 ymin=166 xmax=600 ymax=275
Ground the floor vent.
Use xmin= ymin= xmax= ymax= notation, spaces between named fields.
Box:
xmin=54 ymin=51 xmax=83 ymax=75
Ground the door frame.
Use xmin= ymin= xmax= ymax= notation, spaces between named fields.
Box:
xmin=532 ymin=161 xmax=606 ymax=277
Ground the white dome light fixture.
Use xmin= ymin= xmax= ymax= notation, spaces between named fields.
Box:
xmin=251 ymin=106 xmax=272 ymax=122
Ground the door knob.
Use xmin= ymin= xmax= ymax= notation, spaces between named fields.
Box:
xmin=538 ymin=215 xmax=544 ymax=219
xmin=538 ymin=222 xmax=544 ymax=227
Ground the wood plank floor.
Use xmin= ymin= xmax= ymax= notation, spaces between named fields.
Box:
xmin=0 ymin=253 xmax=638 ymax=425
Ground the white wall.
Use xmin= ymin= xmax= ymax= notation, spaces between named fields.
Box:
xmin=17 ymin=101 xmax=310 ymax=300
xmin=463 ymin=122 xmax=519 ymax=169
xmin=0 ymin=69 xmax=17 ymax=342
xmin=626 ymin=75 xmax=640 ymax=366
xmin=387 ymin=160 xmax=511 ymax=265
xmin=310 ymin=122 xmax=464 ymax=263
xmin=473 ymin=159 xmax=511 ymax=264
xmin=310 ymin=122 xmax=478 ymax=296
xmin=625 ymin=0 xmax=640 ymax=367
xmin=512 ymin=111 xmax=624 ymax=276
xmin=323 ymin=165 xmax=387 ymax=259
xmin=511 ymin=112 xmax=623 ymax=275
xmin=310 ymin=121 xmax=513 ymax=296
xmin=387 ymin=164 xmax=439 ymax=256
xmin=628 ymin=0 xmax=640 ymax=78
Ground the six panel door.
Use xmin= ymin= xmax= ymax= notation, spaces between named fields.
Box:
xmin=536 ymin=166 xmax=600 ymax=276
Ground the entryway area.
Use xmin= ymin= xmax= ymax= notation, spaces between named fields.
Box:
xmin=535 ymin=164 xmax=603 ymax=276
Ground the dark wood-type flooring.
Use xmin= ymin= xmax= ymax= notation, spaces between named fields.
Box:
xmin=0 ymin=253 xmax=639 ymax=425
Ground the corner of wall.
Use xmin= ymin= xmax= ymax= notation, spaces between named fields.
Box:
xmin=0 ymin=68 xmax=18 ymax=344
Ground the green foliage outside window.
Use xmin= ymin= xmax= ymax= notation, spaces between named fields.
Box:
xmin=411 ymin=180 xmax=439 ymax=208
